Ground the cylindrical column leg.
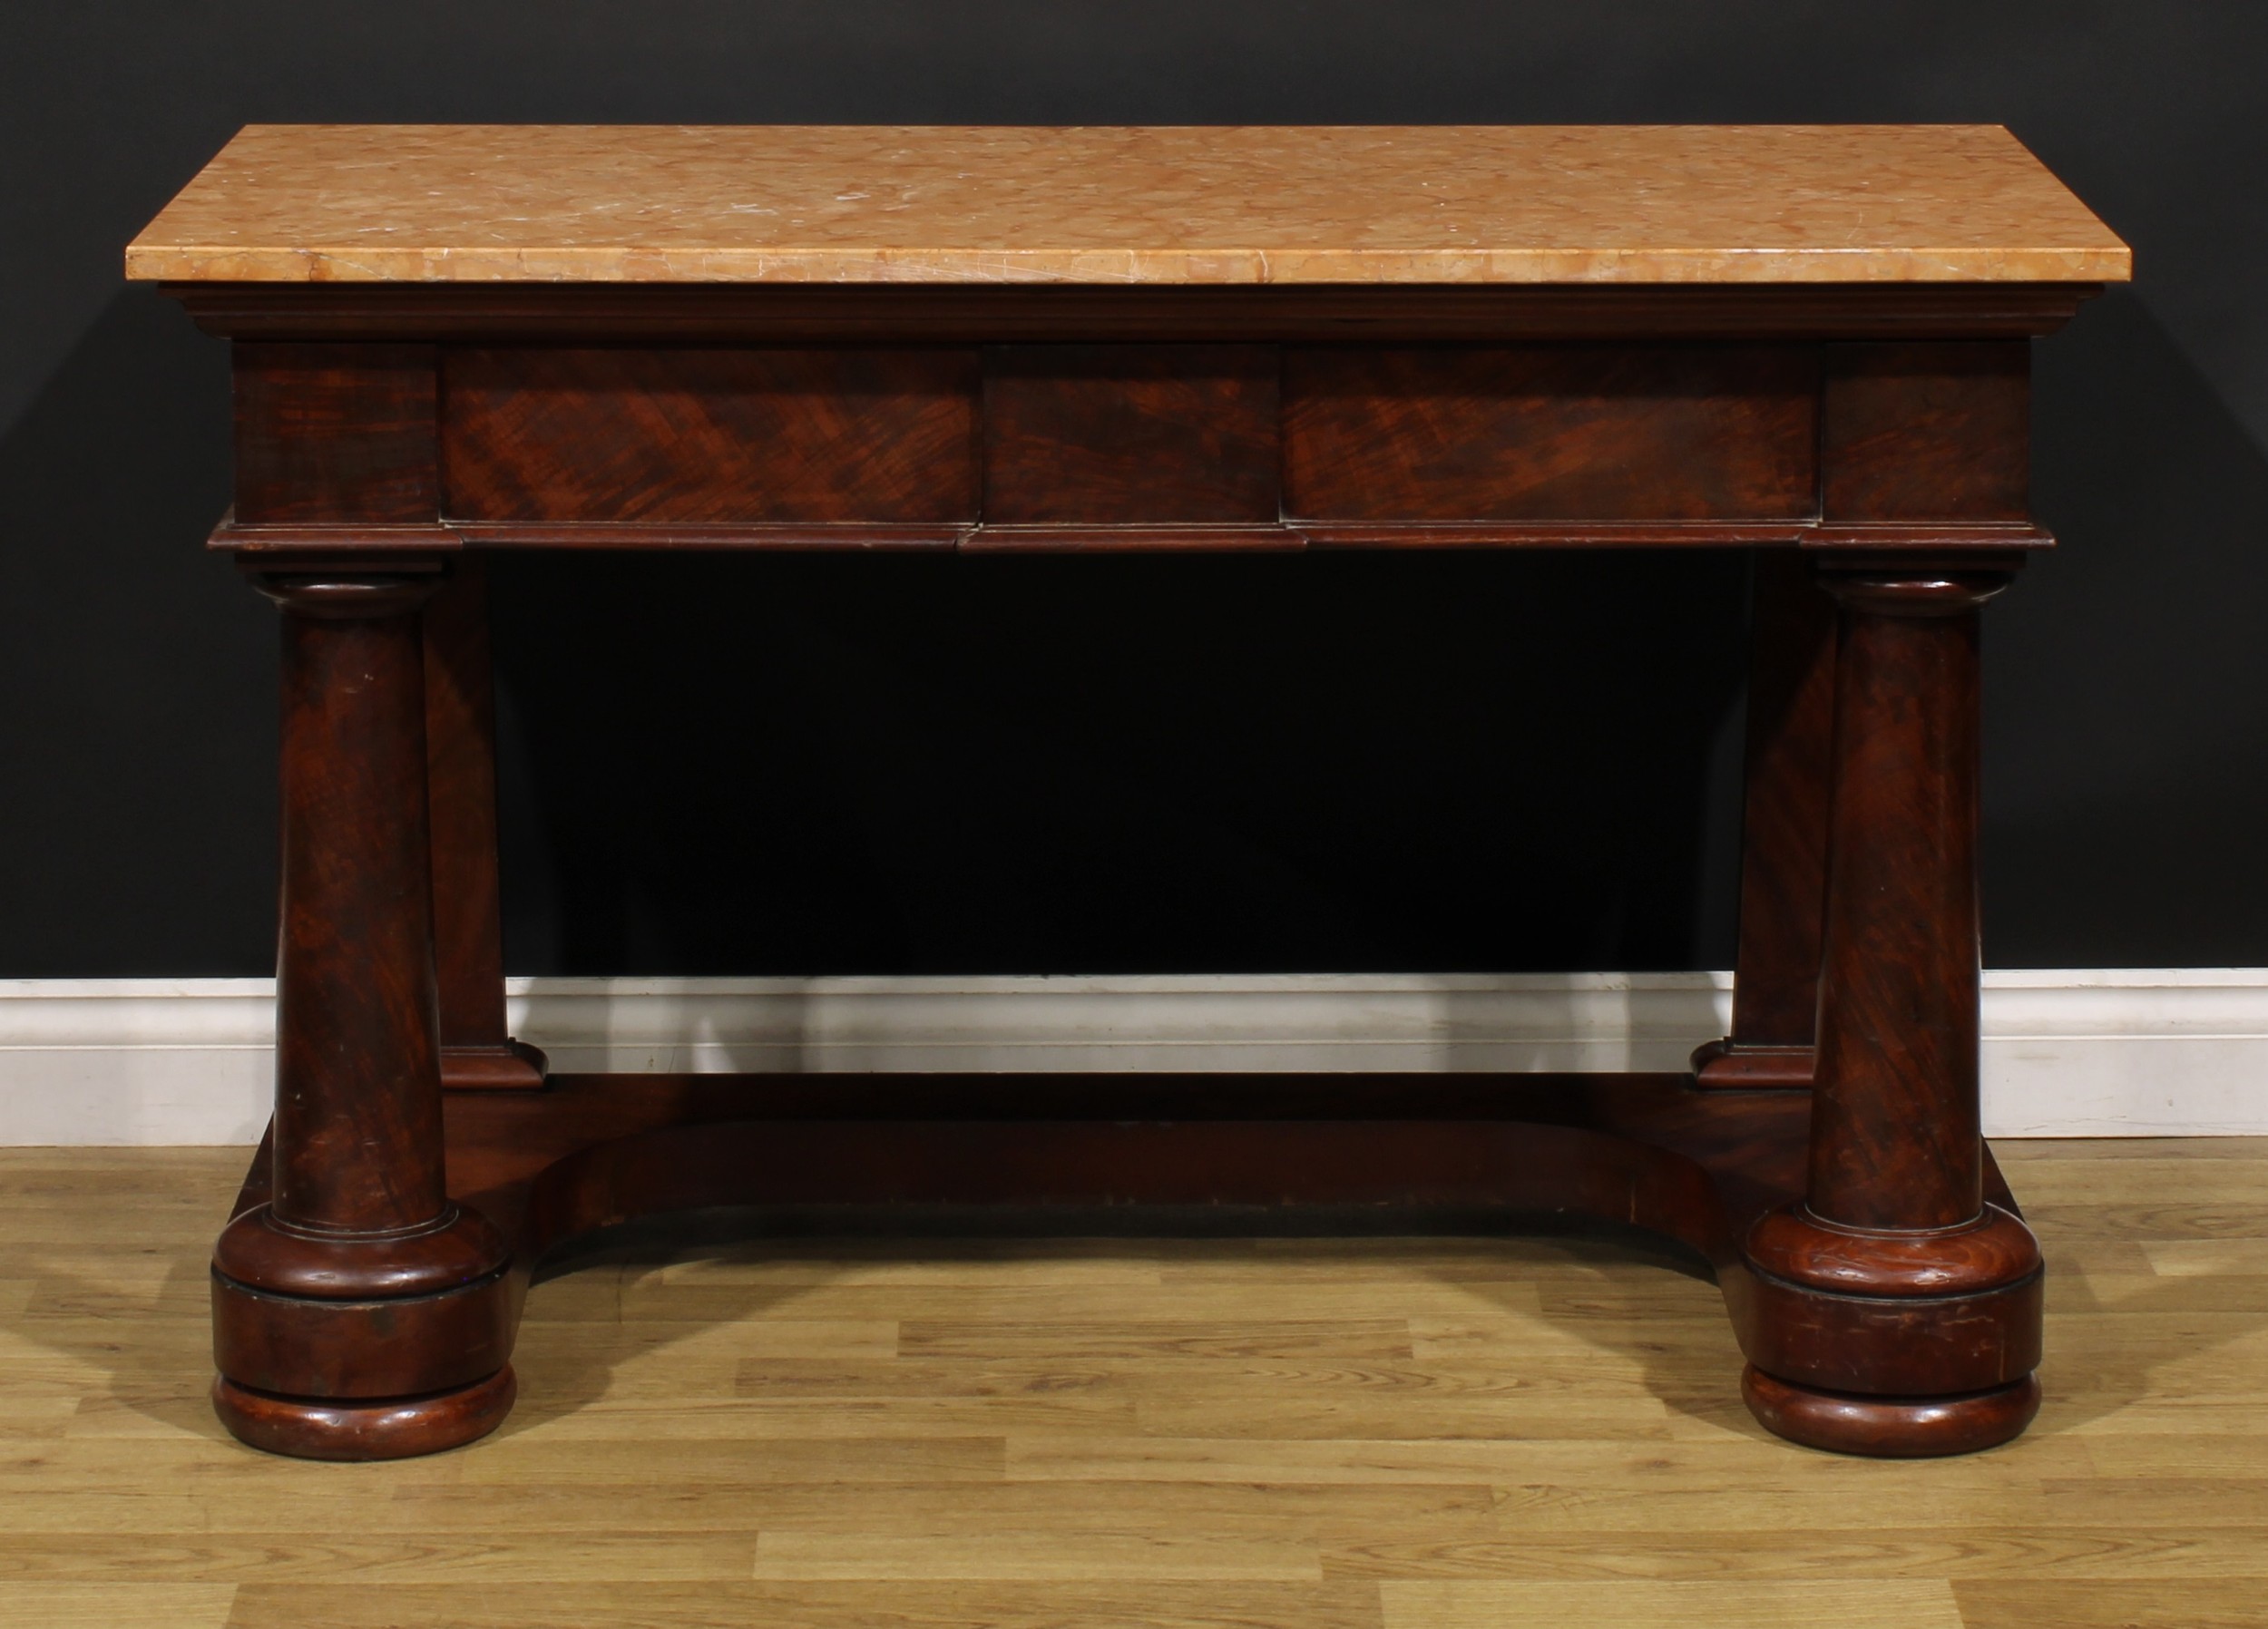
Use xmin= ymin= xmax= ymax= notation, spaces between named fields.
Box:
xmin=211 ymin=567 xmax=517 ymax=1459
xmin=1694 ymin=549 xmax=1837 ymax=1089
xmin=1736 ymin=562 xmax=2043 ymax=1457
xmin=425 ymin=557 xmax=548 ymax=1090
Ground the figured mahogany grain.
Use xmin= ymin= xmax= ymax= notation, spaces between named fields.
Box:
xmin=441 ymin=348 xmax=981 ymax=523
xmin=982 ymin=345 xmax=1279 ymax=524
xmin=211 ymin=1270 xmax=516 ymax=1398
xmin=234 ymin=344 xmax=438 ymax=525
xmin=257 ymin=572 xmax=452 ymax=1234
xmin=1805 ymin=569 xmax=2010 ymax=1232
xmin=1283 ymin=346 xmax=1817 ymax=522
xmin=1694 ymin=550 xmax=1837 ymax=1089
xmin=1723 ymin=561 xmax=2046 ymax=1443
xmin=213 ymin=1201 xmax=507 ymax=1300
xmin=213 ymin=567 xmax=513 ymax=1458
xmin=1745 ymin=1202 xmax=2041 ymax=1298
xmin=1733 ymin=1257 xmax=2044 ymax=1397
xmin=1823 ymin=343 xmax=2029 ymax=522
xmin=421 ymin=558 xmax=545 ymax=1090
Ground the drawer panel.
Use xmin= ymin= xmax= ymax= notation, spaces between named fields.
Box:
xmin=442 ymin=348 xmax=981 ymax=523
xmin=982 ymin=345 xmax=1279 ymax=524
xmin=1284 ymin=346 xmax=1818 ymax=522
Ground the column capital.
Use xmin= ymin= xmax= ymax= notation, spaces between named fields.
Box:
xmin=1813 ymin=561 xmax=2017 ymax=618
xmin=245 ymin=561 xmax=447 ymax=619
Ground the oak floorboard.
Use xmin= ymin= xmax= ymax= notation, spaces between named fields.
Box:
xmin=222 ymin=1580 xmax=1390 ymax=1629
xmin=1381 ymin=1578 xmax=1966 ymax=1628
xmin=0 ymin=1532 xmax=758 ymax=1584
xmin=0 ymin=1582 xmax=235 ymax=1628
xmin=1325 ymin=1528 xmax=2268 ymax=1582
xmin=1955 ymin=1579 xmax=2268 ymax=1629
xmin=0 ymin=1143 xmax=2263 ymax=1628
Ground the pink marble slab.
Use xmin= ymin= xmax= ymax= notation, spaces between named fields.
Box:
xmin=127 ymin=124 xmax=2131 ymax=286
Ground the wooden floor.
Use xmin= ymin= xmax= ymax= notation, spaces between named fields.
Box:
xmin=1 ymin=1142 xmax=2263 ymax=1629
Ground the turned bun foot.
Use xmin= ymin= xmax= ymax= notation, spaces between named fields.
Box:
xmin=1743 ymin=1365 xmax=2040 ymax=1457
xmin=210 ymin=1201 xmax=519 ymax=1457
xmin=1734 ymin=1200 xmax=2044 ymax=1456
xmin=213 ymin=1365 xmax=517 ymax=1460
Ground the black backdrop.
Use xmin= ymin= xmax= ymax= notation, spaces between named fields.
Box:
xmin=4 ymin=2 xmax=2263 ymax=978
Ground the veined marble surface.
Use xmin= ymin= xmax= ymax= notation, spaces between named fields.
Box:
xmin=126 ymin=123 xmax=2130 ymax=286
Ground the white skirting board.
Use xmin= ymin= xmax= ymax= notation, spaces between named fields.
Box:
xmin=0 ymin=970 xmax=2262 ymax=1146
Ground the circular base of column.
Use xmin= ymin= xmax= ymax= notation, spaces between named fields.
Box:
xmin=441 ymin=1039 xmax=550 ymax=1091
xmin=1690 ymin=1039 xmax=1816 ymax=1089
xmin=213 ymin=1365 xmax=516 ymax=1461
xmin=1742 ymin=1365 xmax=2039 ymax=1458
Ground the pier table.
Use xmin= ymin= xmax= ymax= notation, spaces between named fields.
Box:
xmin=125 ymin=123 xmax=2131 ymax=1458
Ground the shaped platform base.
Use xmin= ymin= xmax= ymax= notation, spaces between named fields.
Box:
xmin=213 ymin=1071 xmax=2041 ymax=1461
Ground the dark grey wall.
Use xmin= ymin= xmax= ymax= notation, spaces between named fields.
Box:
xmin=3 ymin=2 xmax=2263 ymax=977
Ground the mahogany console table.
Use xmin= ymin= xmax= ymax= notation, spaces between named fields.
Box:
xmin=128 ymin=124 xmax=2130 ymax=1461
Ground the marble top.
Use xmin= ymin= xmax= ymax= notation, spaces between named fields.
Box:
xmin=126 ymin=124 xmax=2130 ymax=287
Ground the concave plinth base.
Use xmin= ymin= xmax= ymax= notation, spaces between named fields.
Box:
xmin=212 ymin=1071 xmax=2038 ymax=1461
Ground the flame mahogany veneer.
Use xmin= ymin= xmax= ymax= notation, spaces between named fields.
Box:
xmin=136 ymin=125 xmax=2130 ymax=1463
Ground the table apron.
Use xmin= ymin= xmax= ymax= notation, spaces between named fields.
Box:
xmin=216 ymin=337 xmax=2045 ymax=551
